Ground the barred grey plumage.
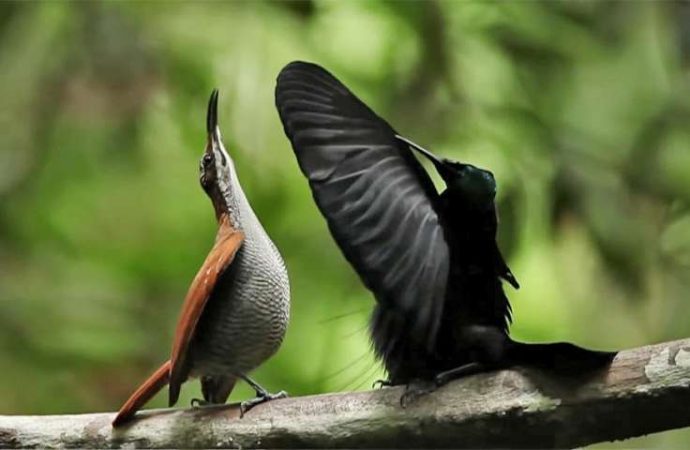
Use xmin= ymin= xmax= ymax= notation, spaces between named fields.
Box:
xmin=191 ymin=160 xmax=290 ymax=378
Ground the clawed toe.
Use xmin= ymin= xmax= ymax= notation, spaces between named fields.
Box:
xmin=239 ymin=390 xmax=288 ymax=418
xmin=399 ymin=381 xmax=436 ymax=408
xmin=372 ymin=379 xmax=392 ymax=389
xmin=190 ymin=398 xmax=209 ymax=408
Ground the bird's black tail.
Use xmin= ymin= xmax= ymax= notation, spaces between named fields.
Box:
xmin=506 ymin=339 xmax=616 ymax=374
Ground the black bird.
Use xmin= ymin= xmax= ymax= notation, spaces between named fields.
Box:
xmin=275 ymin=61 xmax=615 ymax=400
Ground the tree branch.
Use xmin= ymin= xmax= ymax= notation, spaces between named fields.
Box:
xmin=2 ymin=338 xmax=690 ymax=448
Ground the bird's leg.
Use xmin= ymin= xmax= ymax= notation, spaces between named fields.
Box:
xmin=193 ymin=375 xmax=235 ymax=408
xmin=433 ymin=362 xmax=486 ymax=386
xmin=238 ymin=375 xmax=287 ymax=417
xmin=432 ymin=326 xmax=507 ymax=388
xmin=400 ymin=326 xmax=506 ymax=407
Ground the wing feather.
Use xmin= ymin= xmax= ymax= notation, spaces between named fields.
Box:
xmin=275 ymin=61 xmax=449 ymax=350
xmin=168 ymin=215 xmax=244 ymax=406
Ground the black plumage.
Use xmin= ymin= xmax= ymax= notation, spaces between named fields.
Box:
xmin=275 ymin=61 xmax=615 ymax=390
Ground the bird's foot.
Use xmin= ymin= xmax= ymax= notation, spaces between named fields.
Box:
xmin=372 ymin=379 xmax=392 ymax=389
xmin=239 ymin=390 xmax=288 ymax=418
xmin=190 ymin=398 xmax=210 ymax=408
xmin=399 ymin=379 xmax=437 ymax=408
xmin=398 ymin=363 xmax=487 ymax=407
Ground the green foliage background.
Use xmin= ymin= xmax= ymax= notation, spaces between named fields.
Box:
xmin=1 ymin=2 xmax=690 ymax=447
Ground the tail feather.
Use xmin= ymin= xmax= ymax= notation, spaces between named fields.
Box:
xmin=507 ymin=339 xmax=616 ymax=374
xmin=112 ymin=360 xmax=171 ymax=427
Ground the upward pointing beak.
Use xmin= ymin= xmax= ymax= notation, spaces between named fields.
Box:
xmin=207 ymin=88 xmax=220 ymax=148
xmin=395 ymin=135 xmax=454 ymax=180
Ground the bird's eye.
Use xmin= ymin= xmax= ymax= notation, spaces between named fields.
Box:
xmin=203 ymin=154 xmax=213 ymax=165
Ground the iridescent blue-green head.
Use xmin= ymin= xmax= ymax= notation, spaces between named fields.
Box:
xmin=398 ymin=136 xmax=496 ymax=211
xmin=435 ymin=160 xmax=496 ymax=211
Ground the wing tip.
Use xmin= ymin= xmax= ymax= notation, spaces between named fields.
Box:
xmin=279 ymin=60 xmax=320 ymax=75
xmin=277 ymin=60 xmax=338 ymax=90
xmin=168 ymin=383 xmax=180 ymax=408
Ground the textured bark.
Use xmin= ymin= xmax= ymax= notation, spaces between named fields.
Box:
xmin=1 ymin=338 xmax=690 ymax=449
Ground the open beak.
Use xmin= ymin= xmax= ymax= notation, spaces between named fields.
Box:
xmin=395 ymin=135 xmax=454 ymax=180
xmin=206 ymin=88 xmax=220 ymax=150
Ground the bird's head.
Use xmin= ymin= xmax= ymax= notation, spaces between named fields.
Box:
xmin=401 ymin=137 xmax=496 ymax=211
xmin=436 ymin=160 xmax=496 ymax=211
xmin=201 ymin=89 xmax=238 ymax=220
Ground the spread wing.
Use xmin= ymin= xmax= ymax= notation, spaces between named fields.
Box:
xmin=275 ymin=61 xmax=449 ymax=350
xmin=168 ymin=216 xmax=244 ymax=405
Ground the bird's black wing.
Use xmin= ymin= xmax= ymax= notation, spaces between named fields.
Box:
xmin=275 ymin=61 xmax=449 ymax=350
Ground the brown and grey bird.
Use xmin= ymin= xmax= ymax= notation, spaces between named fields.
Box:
xmin=112 ymin=90 xmax=290 ymax=427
